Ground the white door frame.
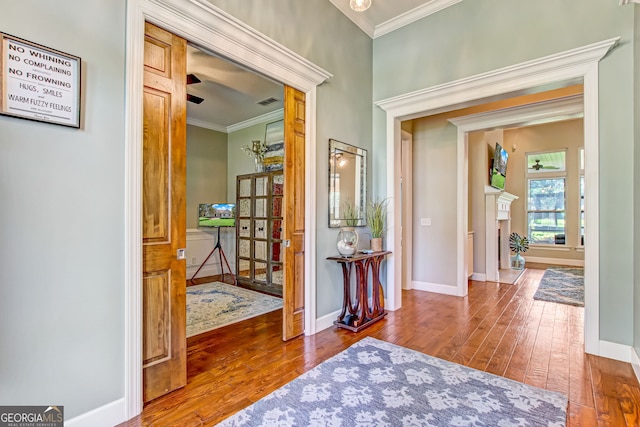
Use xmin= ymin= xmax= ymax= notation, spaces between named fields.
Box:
xmin=124 ymin=0 xmax=331 ymax=418
xmin=400 ymin=130 xmax=413 ymax=290
xmin=375 ymin=38 xmax=619 ymax=355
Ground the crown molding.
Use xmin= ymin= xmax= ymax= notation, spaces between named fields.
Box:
xmin=226 ymin=108 xmax=284 ymax=133
xmin=328 ymin=0 xmax=375 ymax=37
xmin=374 ymin=0 xmax=463 ymax=38
xmin=330 ymin=0 xmax=462 ymax=39
xmin=186 ymin=118 xmax=227 ymax=133
xmin=186 ymin=109 xmax=285 ymax=134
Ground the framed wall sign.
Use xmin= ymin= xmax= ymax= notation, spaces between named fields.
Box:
xmin=0 ymin=32 xmax=81 ymax=128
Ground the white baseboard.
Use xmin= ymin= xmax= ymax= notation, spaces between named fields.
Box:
xmin=631 ymin=347 xmax=640 ymax=385
xmin=315 ymin=309 xmax=341 ymax=333
xmin=412 ymin=281 xmax=462 ymax=296
xmin=66 ymin=398 xmax=125 ymax=427
xmin=470 ymin=273 xmax=486 ymax=281
xmin=598 ymin=340 xmax=632 ymax=363
xmin=187 ymin=263 xmax=234 ymax=280
xmin=525 ymin=256 xmax=584 ymax=267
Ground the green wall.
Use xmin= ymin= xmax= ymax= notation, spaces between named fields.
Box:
xmin=186 ymin=125 xmax=228 ymax=229
xmin=1 ymin=0 xmax=636 ymax=422
xmin=0 ymin=0 xmax=126 ymax=417
xmin=0 ymin=0 xmax=372 ymax=419
xmin=208 ymin=0 xmax=374 ymax=317
xmin=373 ymin=0 xmax=635 ymax=345
xmin=226 ymin=121 xmax=277 ymax=200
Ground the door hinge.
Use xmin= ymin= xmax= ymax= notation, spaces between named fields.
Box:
xmin=177 ymin=248 xmax=186 ymax=260
xmin=283 ymin=239 xmax=291 ymax=248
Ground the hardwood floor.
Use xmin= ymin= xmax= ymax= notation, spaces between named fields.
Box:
xmin=121 ymin=269 xmax=640 ymax=426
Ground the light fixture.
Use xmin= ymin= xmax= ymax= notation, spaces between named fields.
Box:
xmin=350 ymin=0 xmax=371 ymax=12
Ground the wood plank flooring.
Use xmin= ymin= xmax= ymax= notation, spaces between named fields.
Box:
xmin=120 ymin=269 xmax=640 ymax=426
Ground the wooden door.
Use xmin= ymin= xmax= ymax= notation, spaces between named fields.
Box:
xmin=142 ymin=22 xmax=187 ymax=402
xmin=282 ymin=86 xmax=306 ymax=340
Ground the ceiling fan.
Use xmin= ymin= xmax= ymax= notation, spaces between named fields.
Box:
xmin=530 ymin=159 xmax=559 ymax=171
xmin=186 ymin=73 xmax=204 ymax=104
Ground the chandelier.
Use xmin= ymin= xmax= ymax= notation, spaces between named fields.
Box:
xmin=350 ymin=0 xmax=371 ymax=12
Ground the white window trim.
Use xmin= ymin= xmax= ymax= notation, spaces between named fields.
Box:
xmin=526 ymin=149 xmax=568 ymax=246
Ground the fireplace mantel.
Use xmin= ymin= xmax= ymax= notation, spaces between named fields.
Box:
xmin=485 ymin=187 xmax=518 ymax=282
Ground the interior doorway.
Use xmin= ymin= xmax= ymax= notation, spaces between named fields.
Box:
xmin=125 ymin=0 xmax=331 ymax=417
xmin=377 ymin=37 xmax=618 ymax=359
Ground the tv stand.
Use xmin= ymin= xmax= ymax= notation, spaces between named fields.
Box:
xmin=190 ymin=226 xmax=236 ymax=285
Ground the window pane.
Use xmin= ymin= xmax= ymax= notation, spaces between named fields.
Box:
xmin=527 ymin=151 xmax=566 ymax=173
xmin=528 ymin=212 xmax=565 ymax=244
xmin=528 ymin=178 xmax=565 ymax=211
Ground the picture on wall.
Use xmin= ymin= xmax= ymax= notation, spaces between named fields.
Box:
xmin=263 ymin=119 xmax=284 ymax=171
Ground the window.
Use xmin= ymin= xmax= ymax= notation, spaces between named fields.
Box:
xmin=527 ymin=151 xmax=566 ymax=245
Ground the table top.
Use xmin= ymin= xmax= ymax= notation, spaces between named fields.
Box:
xmin=327 ymin=251 xmax=391 ymax=262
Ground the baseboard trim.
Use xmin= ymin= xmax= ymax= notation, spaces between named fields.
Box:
xmin=598 ymin=340 xmax=632 ymax=363
xmin=187 ymin=264 xmax=235 ymax=279
xmin=631 ymin=347 xmax=640 ymax=385
xmin=470 ymin=273 xmax=486 ymax=281
xmin=66 ymin=398 xmax=125 ymax=427
xmin=525 ymin=256 xmax=584 ymax=267
xmin=412 ymin=281 xmax=463 ymax=296
xmin=315 ymin=309 xmax=341 ymax=333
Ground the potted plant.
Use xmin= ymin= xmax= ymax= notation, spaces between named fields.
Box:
xmin=367 ymin=198 xmax=388 ymax=252
xmin=342 ymin=201 xmax=360 ymax=227
xmin=509 ymin=232 xmax=529 ymax=270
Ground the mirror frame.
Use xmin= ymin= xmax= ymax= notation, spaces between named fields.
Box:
xmin=328 ymin=138 xmax=367 ymax=228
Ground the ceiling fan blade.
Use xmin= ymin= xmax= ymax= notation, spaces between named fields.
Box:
xmin=187 ymin=73 xmax=201 ymax=85
xmin=187 ymin=93 xmax=204 ymax=104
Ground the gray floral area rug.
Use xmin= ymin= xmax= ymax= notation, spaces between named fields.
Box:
xmin=533 ymin=267 xmax=584 ymax=307
xmin=186 ymin=282 xmax=282 ymax=337
xmin=217 ymin=337 xmax=567 ymax=426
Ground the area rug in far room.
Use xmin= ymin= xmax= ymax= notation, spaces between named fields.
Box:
xmin=533 ymin=267 xmax=584 ymax=307
xmin=186 ymin=282 xmax=282 ymax=337
xmin=217 ymin=337 xmax=568 ymax=427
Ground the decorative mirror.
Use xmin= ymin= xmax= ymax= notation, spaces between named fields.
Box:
xmin=329 ymin=139 xmax=367 ymax=228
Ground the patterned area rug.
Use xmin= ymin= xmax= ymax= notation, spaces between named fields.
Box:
xmin=186 ymin=282 xmax=282 ymax=337
xmin=533 ymin=267 xmax=584 ymax=307
xmin=218 ymin=337 xmax=568 ymax=426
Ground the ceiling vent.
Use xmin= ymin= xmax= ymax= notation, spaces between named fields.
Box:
xmin=257 ymin=97 xmax=279 ymax=106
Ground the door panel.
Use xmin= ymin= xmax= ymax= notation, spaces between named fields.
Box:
xmin=283 ymin=86 xmax=306 ymax=341
xmin=142 ymin=22 xmax=187 ymax=403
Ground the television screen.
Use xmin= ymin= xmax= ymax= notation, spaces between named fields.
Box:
xmin=198 ymin=203 xmax=236 ymax=227
xmin=490 ymin=142 xmax=508 ymax=190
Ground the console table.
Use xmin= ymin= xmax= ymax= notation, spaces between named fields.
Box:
xmin=327 ymin=251 xmax=391 ymax=332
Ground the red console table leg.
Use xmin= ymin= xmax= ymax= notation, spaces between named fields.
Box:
xmin=327 ymin=251 xmax=391 ymax=332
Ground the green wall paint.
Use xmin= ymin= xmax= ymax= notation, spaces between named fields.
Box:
xmin=373 ymin=0 xmax=636 ymax=346
xmin=186 ymin=125 xmax=228 ymax=229
xmin=1 ymin=0 xmax=637 ymax=422
xmin=208 ymin=0 xmax=374 ymax=318
xmin=0 ymin=0 xmax=126 ymax=418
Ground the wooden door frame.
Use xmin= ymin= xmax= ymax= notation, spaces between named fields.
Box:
xmin=124 ymin=0 xmax=331 ymax=418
